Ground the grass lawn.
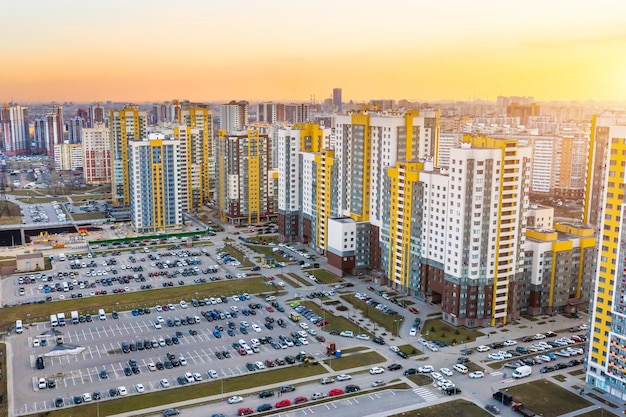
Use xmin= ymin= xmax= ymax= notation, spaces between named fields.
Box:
xmin=389 ymin=399 xmax=491 ymax=417
xmin=398 ymin=343 xmax=423 ymax=357
xmin=298 ymin=301 xmax=364 ymax=338
xmin=407 ymin=374 xmax=436 ymax=386
xmin=275 ymin=274 xmax=300 ymax=288
xmin=339 ymin=294 xmax=404 ymax=336
xmin=421 ymin=318 xmax=485 ymax=345
xmin=73 ymin=194 xmax=111 ymax=202
xmin=322 ymin=351 xmax=386 ymax=371
xmin=246 ymin=236 xmax=279 ymax=244
xmin=506 ymin=379 xmax=593 ymax=417
xmin=340 ymin=346 xmax=369 ymax=354
xmin=245 ymin=244 xmax=292 ymax=262
xmin=0 ymin=344 xmax=7 ymax=417
xmin=17 ymin=196 xmax=65 ymax=204
xmin=72 ymin=212 xmax=105 ymax=220
xmin=287 ymin=272 xmax=314 ymax=287
xmin=576 ymin=410 xmax=620 ymax=417
xmin=31 ymin=362 xmax=325 ymax=417
xmin=0 ymin=277 xmax=270 ymax=332
xmin=0 ymin=201 xmax=22 ymax=225
xmin=219 ymin=245 xmax=255 ymax=268
xmin=306 ymin=269 xmax=341 ymax=284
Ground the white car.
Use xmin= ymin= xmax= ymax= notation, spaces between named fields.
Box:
xmin=82 ymin=392 xmax=92 ymax=402
xmin=38 ymin=378 xmax=47 ymax=389
xmin=389 ymin=345 xmax=400 ymax=353
xmin=228 ymin=395 xmax=243 ymax=404
xmin=469 ymin=371 xmax=485 ymax=379
xmin=409 ymin=328 xmax=417 ymax=336
xmin=154 ymin=322 xmax=162 ymax=329
xmin=299 ymin=322 xmax=309 ymax=330
xmin=179 ymin=356 xmax=188 ymax=366
xmin=430 ymin=372 xmax=444 ymax=381
xmin=118 ymin=386 xmax=128 ymax=396
xmin=230 ymin=306 xmax=239 ymax=312
xmin=311 ymin=392 xmax=327 ymax=400
xmin=277 ymin=281 xmax=285 ymax=287
xmin=168 ymin=303 xmax=175 ymax=310
xmin=369 ymin=367 xmax=385 ymax=375
xmin=533 ymin=333 xmax=546 ymax=340
xmin=240 ymin=321 xmax=250 ymax=328
xmin=372 ymin=380 xmax=387 ymax=387
xmin=208 ymin=369 xmax=218 ymax=379
xmin=157 ymin=316 xmax=165 ymax=323
xmin=255 ymin=361 xmax=266 ymax=370
xmin=158 ymin=338 xmax=166 ymax=347
xmin=193 ymin=373 xmax=202 ymax=381
xmin=160 ymin=379 xmax=170 ymax=388
xmin=135 ymin=383 xmax=145 ymax=393
xmin=252 ymin=324 xmax=262 ymax=333
xmin=179 ymin=300 xmax=188 ymax=309
xmin=477 ymin=345 xmax=491 ymax=352
xmin=488 ymin=353 xmax=505 ymax=360
xmin=503 ymin=340 xmax=517 ymax=346
xmin=184 ymin=372 xmax=195 ymax=383
xmin=418 ymin=365 xmax=434 ymax=373
xmin=336 ymin=374 xmax=352 ymax=381
xmin=155 ymin=305 xmax=163 ymax=312
xmin=356 ymin=334 xmax=370 ymax=340
xmin=340 ymin=330 xmax=354 ymax=337
xmin=440 ymin=368 xmax=454 ymax=377
xmin=147 ymin=363 xmax=157 ymax=372
xmin=33 ymin=339 xmax=40 ymax=348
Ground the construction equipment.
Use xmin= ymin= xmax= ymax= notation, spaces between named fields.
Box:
xmin=326 ymin=341 xmax=336 ymax=356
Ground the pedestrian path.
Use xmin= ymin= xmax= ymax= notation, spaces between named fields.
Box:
xmin=412 ymin=386 xmax=438 ymax=402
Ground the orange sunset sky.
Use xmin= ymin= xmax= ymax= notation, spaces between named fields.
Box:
xmin=2 ymin=0 xmax=626 ymax=103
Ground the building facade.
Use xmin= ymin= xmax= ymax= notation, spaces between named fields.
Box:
xmin=54 ymin=142 xmax=83 ymax=171
xmin=181 ymin=107 xmax=214 ymax=201
xmin=216 ymin=130 xmax=277 ymax=224
xmin=220 ymin=101 xmax=248 ymax=134
xmin=0 ymin=103 xmax=29 ymax=155
xmin=128 ymin=133 xmax=182 ymax=233
xmin=585 ymin=112 xmax=626 ymax=400
xmin=81 ymin=123 xmax=111 ymax=185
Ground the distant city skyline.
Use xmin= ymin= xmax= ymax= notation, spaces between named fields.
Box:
xmin=2 ymin=1 xmax=626 ymax=103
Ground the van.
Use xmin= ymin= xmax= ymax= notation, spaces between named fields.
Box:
xmin=512 ymin=365 xmax=532 ymax=378
xmin=58 ymin=253 xmax=66 ymax=261
xmin=62 ymin=282 xmax=69 ymax=292
xmin=98 ymin=309 xmax=106 ymax=320
xmin=453 ymin=364 xmax=468 ymax=374
xmin=50 ymin=314 xmax=58 ymax=327
xmin=15 ymin=320 xmax=23 ymax=334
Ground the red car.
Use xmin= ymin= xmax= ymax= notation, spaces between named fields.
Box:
xmin=275 ymin=399 xmax=291 ymax=408
xmin=328 ymin=388 xmax=344 ymax=396
xmin=267 ymin=276 xmax=275 ymax=281
xmin=408 ymin=307 xmax=419 ymax=314
xmin=265 ymin=359 xmax=275 ymax=368
xmin=294 ymin=396 xmax=308 ymax=404
xmin=238 ymin=408 xmax=253 ymax=416
xmin=266 ymin=305 xmax=275 ymax=312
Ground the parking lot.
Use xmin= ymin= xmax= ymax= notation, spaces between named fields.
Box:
xmin=15 ymin=292 xmax=333 ymax=415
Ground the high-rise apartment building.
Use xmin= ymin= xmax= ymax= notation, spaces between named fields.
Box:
xmin=109 ymin=106 xmax=148 ymax=206
xmin=0 ymin=103 xmax=29 ymax=155
xmin=585 ymin=112 xmax=626 ymax=400
xmin=275 ymin=124 xmax=334 ymax=245
xmin=67 ymin=116 xmax=84 ymax=144
xmin=181 ymin=107 xmax=214 ymax=202
xmin=285 ymin=103 xmax=310 ymax=124
xmin=220 ymin=101 xmax=249 ymax=133
xmin=90 ymin=103 xmax=105 ymax=127
xmin=325 ymin=109 xmax=439 ymax=276
xmin=380 ymin=136 xmax=531 ymax=327
xmin=54 ymin=142 xmax=82 ymax=171
xmin=128 ymin=133 xmax=182 ymax=233
xmin=257 ymin=103 xmax=285 ymax=124
xmin=81 ymin=123 xmax=111 ymax=185
xmin=216 ymin=129 xmax=276 ymax=224
xmin=333 ymin=88 xmax=342 ymax=113
xmin=33 ymin=112 xmax=63 ymax=156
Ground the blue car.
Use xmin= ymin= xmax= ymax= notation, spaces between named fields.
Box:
xmin=213 ymin=329 xmax=222 ymax=338
xmin=131 ymin=309 xmax=139 ymax=316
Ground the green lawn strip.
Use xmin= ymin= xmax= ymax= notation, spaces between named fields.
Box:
xmin=244 ymin=244 xmax=292 ymax=262
xmin=287 ymin=272 xmax=313 ymax=287
xmin=506 ymin=379 xmax=593 ymax=417
xmin=397 ymin=343 xmax=422 ymax=357
xmin=321 ymin=351 xmax=386 ymax=371
xmin=36 ymin=363 xmax=326 ymax=417
xmin=406 ymin=374 xmax=436 ymax=386
xmin=388 ymin=399 xmax=491 ymax=417
xmin=72 ymin=212 xmax=106 ymax=221
xmin=298 ymin=301 xmax=364 ymax=337
xmin=246 ymin=236 xmax=279 ymax=244
xmin=340 ymin=346 xmax=369 ymax=354
xmin=0 ymin=201 xmax=22 ymax=225
xmin=72 ymin=194 xmax=111 ymax=202
xmin=0 ymin=277 xmax=270 ymax=332
xmin=0 ymin=344 xmax=7 ymax=417
xmin=575 ymin=410 xmax=620 ymax=417
xmin=421 ymin=318 xmax=485 ymax=345
xmin=338 ymin=294 xmax=403 ymax=335
xmin=305 ymin=269 xmax=341 ymax=284
xmin=275 ymin=274 xmax=300 ymax=288
xmin=219 ymin=245 xmax=255 ymax=268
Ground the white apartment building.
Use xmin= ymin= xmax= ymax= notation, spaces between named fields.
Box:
xmin=54 ymin=142 xmax=82 ymax=171
xmin=81 ymin=123 xmax=111 ymax=185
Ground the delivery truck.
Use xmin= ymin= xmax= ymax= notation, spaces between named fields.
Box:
xmin=512 ymin=365 xmax=532 ymax=379
xmin=71 ymin=311 xmax=79 ymax=324
xmin=57 ymin=312 xmax=66 ymax=326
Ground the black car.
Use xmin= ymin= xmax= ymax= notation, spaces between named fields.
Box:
xmin=155 ymin=362 xmax=165 ymax=370
xmin=177 ymin=376 xmax=187 ymax=385
xmin=457 ymin=357 xmax=470 ymax=364
xmin=345 ymin=384 xmax=361 ymax=393
xmin=259 ymin=390 xmax=274 ymax=398
xmin=47 ymin=378 xmax=56 ymax=388
xmin=567 ymin=359 xmax=582 ymax=367
xmin=73 ymin=395 xmax=83 ymax=404
xmin=124 ymin=367 xmax=132 ymax=376
xmin=444 ymin=387 xmax=462 ymax=395
xmin=540 ymin=366 xmax=555 ymax=373
xmin=257 ymin=403 xmax=273 ymax=412
xmin=55 ymin=397 xmax=64 ymax=408
xmin=554 ymin=363 xmax=568 ymax=370
xmin=223 ymin=350 xmax=231 ymax=358
xmin=285 ymin=356 xmax=296 ymax=364
xmin=403 ymin=368 xmax=417 ymax=376
xmin=372 ymin=337 xmax=385 ymax=345
xmin=93 ymin=391 xmax=101 ymax=400
xmin=36 ymin=356 xmax=45 ymax=369
xmin=388 ymin=363 xmax=402 ymax=371
xmin=99 ymin=369 xmax=108 ymax=379
xmin=397 ymin=351 xmax=408 ymax=359
xmin=460 ymin=348 xmax=474 ymax=356
xmin=109 ymin=387 xmax=119 ymax=397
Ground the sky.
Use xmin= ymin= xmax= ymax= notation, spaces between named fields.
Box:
xmin=2 ymin=0 xmax=626 ymax=104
